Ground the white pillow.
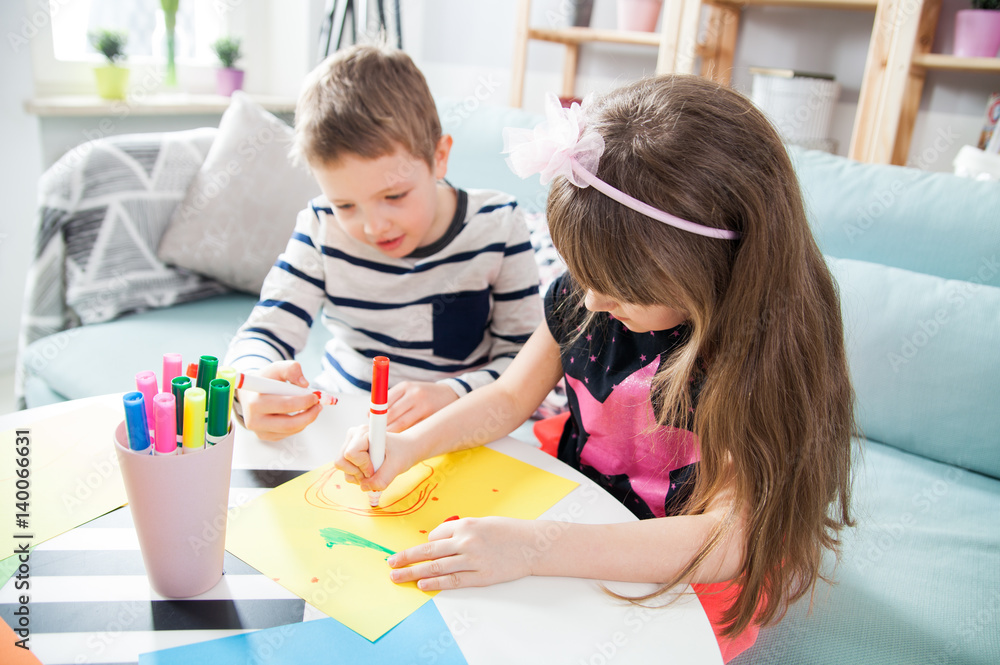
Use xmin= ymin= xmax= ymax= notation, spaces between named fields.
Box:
xmin=157 ymin=91 xmax=320 ymax=294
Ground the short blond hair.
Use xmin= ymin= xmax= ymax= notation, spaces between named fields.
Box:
xmin=292 ymin=44 xmax=441 ymax=167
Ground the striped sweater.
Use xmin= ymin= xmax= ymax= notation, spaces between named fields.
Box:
xmin=224 ymin=188 xmax=542 ymax=396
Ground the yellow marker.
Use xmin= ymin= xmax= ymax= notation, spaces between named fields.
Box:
xmin=182 ymin=387 xmax=206 ymax=453
xmin=217 ymin=366 xmax=237 ymax=422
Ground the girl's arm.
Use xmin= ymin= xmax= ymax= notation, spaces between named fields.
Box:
xmin=336 ymin=322 xmax=565 ymax=490
xmin=388 ymin=482 xmax=747 ymax=590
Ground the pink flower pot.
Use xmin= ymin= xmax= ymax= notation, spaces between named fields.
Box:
xmin=617 ymin=0 xmax=663 ymax=32
xmin=216 ymin=67 xmax=244 ymax=96
xmin=953 ymin=9 xmax=1000 ymax=58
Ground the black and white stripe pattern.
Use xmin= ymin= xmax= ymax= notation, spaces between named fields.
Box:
xmin=0 ymin=467 xmax=313 ymax=665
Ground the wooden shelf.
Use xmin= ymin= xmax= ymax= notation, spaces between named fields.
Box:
xmin=912 ymin=53 xmax=1000 ymax=72
xmin=24 ymin=93 xmax=297 ymax=117
xmin=526 ymin=26 xmax=664 ymax=47
xmin=711 ymin=0 xmax=877 ymax=9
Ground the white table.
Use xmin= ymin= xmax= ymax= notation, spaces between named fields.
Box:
xmin=0 ymin=394 xmax=722 ymax=664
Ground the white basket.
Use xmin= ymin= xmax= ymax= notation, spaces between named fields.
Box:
xmin=751 ymin=73 xmax=840 ymax=145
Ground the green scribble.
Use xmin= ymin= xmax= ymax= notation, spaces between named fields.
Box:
xmin=320 ymin=527 xmax=396 ymax=560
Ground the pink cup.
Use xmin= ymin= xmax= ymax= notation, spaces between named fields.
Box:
xmin=114 ymin=420 xmax=234 ymax=598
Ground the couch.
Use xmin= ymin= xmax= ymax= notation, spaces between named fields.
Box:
xmin=16 ymin=96 xmax=999 ymax=665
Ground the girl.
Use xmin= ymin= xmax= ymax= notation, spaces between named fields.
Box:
xmin=336 ymin=75 xmax=854 ymax=661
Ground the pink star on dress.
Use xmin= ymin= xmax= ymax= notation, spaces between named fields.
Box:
xmin=564 ymin=357 xmax=700 ymax=518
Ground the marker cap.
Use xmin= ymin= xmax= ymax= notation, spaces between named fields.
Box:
xmin=123 ymin=391 xmax=152 ymax=453
xmin=372 ymin=356 xmax=390 ymax=407
xmin=153 ymin=392 xmax=177 ymax=455
xmin=171 ymin=375 xmax=192 ymax=438
xmin=197 ymin=355 xmax=219 ymax=392
xmin=182 ymin=386 xmax=207 ymax=452
xmin=207 ymin=378 xmax=231 ymax=438
xmin=162 ymin=353 xmax=182 ymax=393
xmin=136 ymin=371 xmax=158 ymax=427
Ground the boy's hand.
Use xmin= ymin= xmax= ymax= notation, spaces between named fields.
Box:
xmin=237 ymin=361 xmax=322 ymax=441
xmin=386 ymin=381 xmax=459 ymax=432
xmin=336 ymin=426 xmax=416 ymax=493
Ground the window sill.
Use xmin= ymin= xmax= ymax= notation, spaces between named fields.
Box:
xmin=24 ymin=93 xmax=297 ymax=117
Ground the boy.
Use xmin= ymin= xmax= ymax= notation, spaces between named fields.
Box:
xmin=224 ymin=44 xmax=542 ymax=441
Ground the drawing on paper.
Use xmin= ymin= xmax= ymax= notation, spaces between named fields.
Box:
xmin=305 ymin=462 xmax=438 ymax=517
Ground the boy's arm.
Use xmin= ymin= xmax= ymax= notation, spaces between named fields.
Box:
xmin=438 ymin=204 xmax=542 ymax=395
xmin=224 ymin=206 xmax=328 ymax=374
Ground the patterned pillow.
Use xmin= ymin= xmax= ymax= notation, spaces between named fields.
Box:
xmin=25 ymin=129 xmax=228 ymax=343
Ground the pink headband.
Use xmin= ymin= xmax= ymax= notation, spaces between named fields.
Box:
xmin=503 ymin=93 xmax=739 ymax=240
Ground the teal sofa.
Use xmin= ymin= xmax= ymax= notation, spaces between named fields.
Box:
xmin=17 ymin=100 xmax=1000 ymax=664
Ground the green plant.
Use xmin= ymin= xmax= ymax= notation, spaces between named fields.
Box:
xmin=211 ymin=36 xmax=243 ymax=69
xmin=88 ymin=29 xmax=128 ymax=64
xmin=971 ymin=0 xmax=1000 ymax=9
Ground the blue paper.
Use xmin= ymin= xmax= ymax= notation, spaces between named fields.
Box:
xmin=138 ymin=601 xmax=467 ymax=664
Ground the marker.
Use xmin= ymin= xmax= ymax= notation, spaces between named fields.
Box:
xmin=153 ymin=392 xmax=178 ymax=455
xmin=216 ymin=366 xmax=238 ymax=422
xmin=135 ymin=371 xmax=158 ymax=433
xmin=367 ymin=356 xmax=390 ymax=507
xmin=122 ymin=392 xmax=152 ymax=454
xmin=182 ymin=387 xmax=207 ymax=453
xmin=207 ymin=379 xmax=231 ymax=446
xmin=162 ymin=353 xmax=182 ymax=393
xmin=219 ymin=370 xmax=338 ymax=405
xmin=196 ymin=355 xmax=219 ymax=392
xmin=171 ymin=376 xmax=192 ymax=448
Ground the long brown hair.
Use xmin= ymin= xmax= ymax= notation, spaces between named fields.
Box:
xmin=547 ymin=75 xmax=855 ymax=637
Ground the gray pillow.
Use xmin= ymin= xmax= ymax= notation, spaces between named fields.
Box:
xmin=157 ymin=91 xmax=320 ymax=294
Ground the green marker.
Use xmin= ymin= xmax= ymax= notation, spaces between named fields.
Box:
xmin=170 ymin=375 xmax=192 ymax=447
xmin=196 ymin=355 xmax=218 ymax=392
xmin=206 ymin=378 xmax=231 ymax=445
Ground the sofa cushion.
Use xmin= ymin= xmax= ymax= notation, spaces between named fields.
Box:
xmin=157 ymin=91 xmax=320 ymax=294
xmin=829 ymin=256 xmax=1000 ymax=479
xmin=735 ymin=438 xmax=1000 ymax=665
xmin=28 ymin=128 xmax=228 ymax=336
xmin=791 ymin=146 xmax=1000 ymax=288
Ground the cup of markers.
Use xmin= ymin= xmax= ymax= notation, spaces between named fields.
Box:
xmin=113 ymin=353 xmax=235 ymax=598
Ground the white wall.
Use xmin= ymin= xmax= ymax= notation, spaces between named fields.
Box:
xmin=0 ymin=1 xmax=45 ymax=374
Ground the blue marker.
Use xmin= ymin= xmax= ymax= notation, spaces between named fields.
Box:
xmin=123 ymin=391 xmax=153 ymax=454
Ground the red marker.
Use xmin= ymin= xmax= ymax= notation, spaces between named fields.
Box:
xmin=367 ymin=356 xmax=390 ymax=507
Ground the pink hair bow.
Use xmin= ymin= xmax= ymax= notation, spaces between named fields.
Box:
xmin=502 ymin=93 xmax=739 ymax=240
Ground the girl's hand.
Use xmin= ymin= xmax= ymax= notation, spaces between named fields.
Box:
xmin=386 ymin=381 xmax=459 ymax=432
xmin=336 ymin=426 xmax=417 ymax=492
xmin=238 ymin=361 xmax=322 ymax=441
xmin=387 ymin=517 xmax=538 ymax=590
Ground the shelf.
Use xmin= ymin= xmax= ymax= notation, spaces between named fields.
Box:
xmin=526 ymin=26 xmax=663 ymax=47
xmin=24 ymin=93 xmax=298 ymax=117
xmin=710 ymin=0 xmax=877 ymax=9
xmin=912 ymin=53 xmax=1000 ymax=72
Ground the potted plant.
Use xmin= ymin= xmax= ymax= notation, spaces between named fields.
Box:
xmin=617 ymin=0 xmax=663 ymax=32
xmin=88 ymin=29 xmax=129 ymax=100
xmin=954 ymin=0 xmax=1000 ymax=57
xmin=161 ymin=0 xmax=179 ymax=87
xmin=211 ymin=36 xmax=244 ymax=96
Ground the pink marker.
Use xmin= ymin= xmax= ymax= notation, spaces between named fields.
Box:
xmin=153 ymin=393 xmax=178 ymax=455
xmin=162 ymin=353 xmax=182 ymax=393
xmin=135 ymin=371 xmax=158 ymax=432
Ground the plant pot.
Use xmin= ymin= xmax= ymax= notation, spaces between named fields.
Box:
xmin=571 ymin=0 xmax=594 ymax=27
xmin=617 ymin=0 xmax=663 ymax=32
xmin=93 ymin=65 xmax=129 ymax=100
xmin=216 ymin=68 xmax=244 ymax=96
xmin=953 ymin=9 xmax=1000 ymax=58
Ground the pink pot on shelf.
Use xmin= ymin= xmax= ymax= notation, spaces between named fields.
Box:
xmin=953 ymin=9 xmax=1000 ymax=58
xmin=617 ymin=0 xmax=663 ymax=32
xmin=216 ymin=67 xmax=245 ymax=96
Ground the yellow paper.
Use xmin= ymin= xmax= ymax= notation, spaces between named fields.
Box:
xmin=1 ymin=404 xmax=127 ymax=557
xmin=226 ymin=446 xmax=578 ymax=641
